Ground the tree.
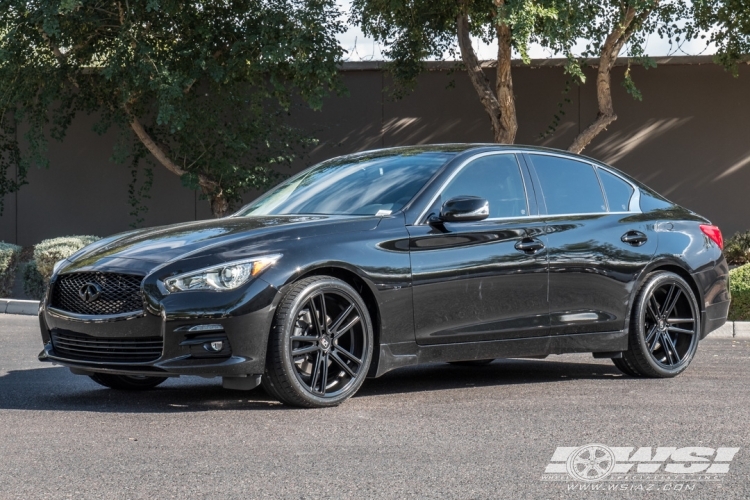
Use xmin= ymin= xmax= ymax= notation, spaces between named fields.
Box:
xmin=350 ymin=0 xmax=560 ymax=144
xmin=693 ymin=0 xmax=750 ymax=76
xmin=0 ymin=0 xmax=345 ymax=218
xmin=541 ymin=1 xmax=695 ymax=154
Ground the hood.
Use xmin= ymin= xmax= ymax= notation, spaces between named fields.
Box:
xmin=63 ymin=215 xmax=380 ymax=273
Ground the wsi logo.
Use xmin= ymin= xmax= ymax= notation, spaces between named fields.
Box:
xmin=542 ymin=444 xmax=740 ymax=483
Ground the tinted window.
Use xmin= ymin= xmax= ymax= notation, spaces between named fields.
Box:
xmin=598 ymin=168 xmax=634 ymax=211
xmin=441 ymin=154 xmax=527 ymax=218
xmin=530 ymin=155 xmax=606 ymax=215
xmin=640 ymin=190 xmax=674 ymax=212
xmin=238 ymin=152 xmax=453 ymax=216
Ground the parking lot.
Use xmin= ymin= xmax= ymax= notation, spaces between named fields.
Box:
xmin=1 ymin=314 xmax=749 ymax=499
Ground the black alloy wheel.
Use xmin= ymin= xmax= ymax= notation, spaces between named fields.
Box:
xmin=262 ymin=276 xmax=373 ymax=407
xmin=89 ymin=373 xmax=168 ymax=390
xmin=614 ymin=272 xmax=700 ymax=378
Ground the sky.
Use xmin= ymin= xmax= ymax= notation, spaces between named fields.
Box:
xmin=335 ymin=1 xmax=716 ymax=62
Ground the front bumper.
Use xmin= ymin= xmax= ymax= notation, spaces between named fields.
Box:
xmin=38 ymin=278 xmax=281 ymax=378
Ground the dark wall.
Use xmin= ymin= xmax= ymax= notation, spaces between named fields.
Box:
xmin=2 ymin=59 xmax=748 ymax=246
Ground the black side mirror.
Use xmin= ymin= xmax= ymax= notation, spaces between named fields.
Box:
xmin=433 ymin=196 xmax=489 ymax=223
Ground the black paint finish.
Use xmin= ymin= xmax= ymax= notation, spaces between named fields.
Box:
xmin=37 ymin=145 xmax=729 ymax=381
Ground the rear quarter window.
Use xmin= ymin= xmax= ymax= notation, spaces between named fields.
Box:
xmin=597 ymin=168 xmax=634 ymax=212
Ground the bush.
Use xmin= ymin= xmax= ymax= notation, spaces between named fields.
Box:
xmin=33 ymin=235 xmax=100 ymax=282
xmin=728 ymin=264 xmax=750 ymax=321
xmin=22 ymin=260 xmax=46 ymax=300
xmin=0 ymin=242 xmax=22 ymax=297
xmin=724 ymin=231 xmax=750 ymax=265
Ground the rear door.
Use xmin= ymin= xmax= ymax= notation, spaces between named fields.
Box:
xmin=408 ymin=152 xmax=549 ymax=345
xmin=525 ymin=153 xmax=657 ymax=335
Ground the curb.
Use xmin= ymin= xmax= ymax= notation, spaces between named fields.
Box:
xmin=708 ymin=322 xmax=750 ymax=339
xmin=0 ymin=299 xmax=40 ymax=316
xmin=0 ymin=300 xmax=749 ymax=338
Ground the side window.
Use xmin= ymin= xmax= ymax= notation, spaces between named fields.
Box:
xmin=597 ymin=168 xmax=634 ymax=212
xmin=441 ymin=154 xmax=527 ymax=218
xmin=530 ymin=155 xmax=606 ymax=215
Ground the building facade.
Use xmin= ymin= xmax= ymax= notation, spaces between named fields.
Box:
xmin=1 ymin=56 xmax=748 ymax=246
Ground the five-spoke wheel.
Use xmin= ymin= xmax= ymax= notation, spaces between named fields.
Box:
xmin=262 ymin=276 xmax=373 ymax=407
xmin=614 ymin=271 xmax=700 ymax=378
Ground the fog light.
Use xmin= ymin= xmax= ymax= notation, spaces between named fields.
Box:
xmin=204 ymin=341 xmax=224 ymax=353
xmin=188 ymin=324 xmax=224 ymax=332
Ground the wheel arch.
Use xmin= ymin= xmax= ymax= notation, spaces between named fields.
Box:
xmin=297 ymin=265 xmax=382 ymax=375
xmin=626 ymin=259 xmax=704 ymax=337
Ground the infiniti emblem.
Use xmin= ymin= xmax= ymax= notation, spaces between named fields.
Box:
xmin=79 ymin=283 xmax=102 ymax=303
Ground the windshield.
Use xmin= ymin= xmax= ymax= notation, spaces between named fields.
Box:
xmin=237 ymin=151 xmax=455 ymax=216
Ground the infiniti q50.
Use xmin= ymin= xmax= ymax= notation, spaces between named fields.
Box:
xmin=37 ymin=145 xmax=730 ymax=407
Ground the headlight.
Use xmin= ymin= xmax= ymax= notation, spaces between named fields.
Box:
xmin=164 ymin=254 xmax=281 ymax=293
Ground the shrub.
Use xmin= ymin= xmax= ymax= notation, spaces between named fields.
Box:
xmin=0 ymin=242 xmax=22 ymax=297
xmin=33 ymin=235 xmax=101 ymax=282
xmin=728 ymin=264 xmax=750 ymax=321
xmin=22 ymin=260 xmax=46 ymax=300
xmin=724 ymin=231 xmax=750 ymax=265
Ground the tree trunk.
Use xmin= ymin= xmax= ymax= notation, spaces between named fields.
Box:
xmin=568 ymin=5 xmax=655 ymax=154
xmin=456 ymin=2 xmax=517 ymax=143
xmin=127 ymin=110 xmax=228 ymax=217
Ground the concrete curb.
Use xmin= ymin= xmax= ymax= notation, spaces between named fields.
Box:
xmin=0 ymin=300 xmax=748 ymax=338
xmin=0 ymin=299 xmax=40 ymax=316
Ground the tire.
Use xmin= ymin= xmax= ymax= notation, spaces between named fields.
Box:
xmin=614 ymin=271 xmax=701 ymax=378
xmin=262 ymin=276 xmax=374 ymax=408
xmin=89 ymin=373 xmax=168 ymax=390
xmin=448 ymin=359 xmax=494 ymax=366
xmin=611 ymin=357 xmax=639 ymax=377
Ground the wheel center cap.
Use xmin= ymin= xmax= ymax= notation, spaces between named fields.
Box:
xmin=320 ymin=336 xmax=331 ymax=351
xmin=658 ymin=319 xmax=666 ymax=330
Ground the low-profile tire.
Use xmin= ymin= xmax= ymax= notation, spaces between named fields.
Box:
xmin=611 ymin=357 xmax=639 ymax=377
xmin=89 ymin=373 xmax=168 ymax=390
xmin=262 ymin=276 xmax=374 ymax=408
xmin=448 ymin=359 xmax=494 ymax=366
xmin=615 ymin=271 xmax=701 ymax=378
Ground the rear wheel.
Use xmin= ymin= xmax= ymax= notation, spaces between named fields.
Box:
xmin=262 ymin=276 xmax=373 ymax=408
xmin=614 ymin=272 xmax=700 ymax=378
xmin=89 ymin=373 xmax=168 ymax=390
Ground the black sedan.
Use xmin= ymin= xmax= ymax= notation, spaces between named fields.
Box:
xmin=38 ymin=145 xmax=730 ymax=407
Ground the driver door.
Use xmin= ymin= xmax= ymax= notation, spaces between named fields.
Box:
xmin=407 ymin=153 xmax=549 ymax=345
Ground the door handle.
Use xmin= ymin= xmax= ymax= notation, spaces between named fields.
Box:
xmin=515 ymin=238 xmax=545 ymax=253
xmin=621 ymin=230 xmax=648 ymax=246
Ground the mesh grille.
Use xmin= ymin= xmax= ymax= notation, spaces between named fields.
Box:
xmin=50 ymin=273 xmax=144 ymax=316
xmin=51 ymin=330 xmax=162 ymax=362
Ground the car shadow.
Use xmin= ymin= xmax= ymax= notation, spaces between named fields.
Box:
xmin=0 ymin=357 xmax=623 ymax=413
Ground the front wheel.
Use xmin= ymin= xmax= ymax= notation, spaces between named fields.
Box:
xmin=614 ymin=271 xmax=700 ymax=378
xmin=262 ymin=276 xmax=374 ymax=408
xmin=89 ymin=373 xmax=168 ymax=390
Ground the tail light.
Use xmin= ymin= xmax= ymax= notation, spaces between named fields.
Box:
xmin=700 ymin=224 xmax=723 ymax=250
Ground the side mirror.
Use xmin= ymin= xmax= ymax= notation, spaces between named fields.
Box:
xmin=434 ymin=196 xmax=489 ymax=223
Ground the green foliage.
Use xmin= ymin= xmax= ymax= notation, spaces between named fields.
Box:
xmin=538 ymin=1 xmax=695 ymax=98
xmin=694 ymin=0 xmax=750 ymax=76
xmin=0 ymin=0 xmax=345 ymax=216
xmin=22 ymin=260 xmax=45 ymax=300
xmin=728 ymin=263 xmax=750 ymax=321
xmin=350 ymin=0 xmax=561 ymax=95
xmin=724 ymin=231 xmax=750 ymax=265
xmin=0 ymin=241 xmax=21 ymax=297
xmin=33 ymin=235 xmax=100 ymax=281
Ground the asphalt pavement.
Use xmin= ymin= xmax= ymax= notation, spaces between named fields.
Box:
xmin=1 ymin=315 xmax=748 ymax=499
